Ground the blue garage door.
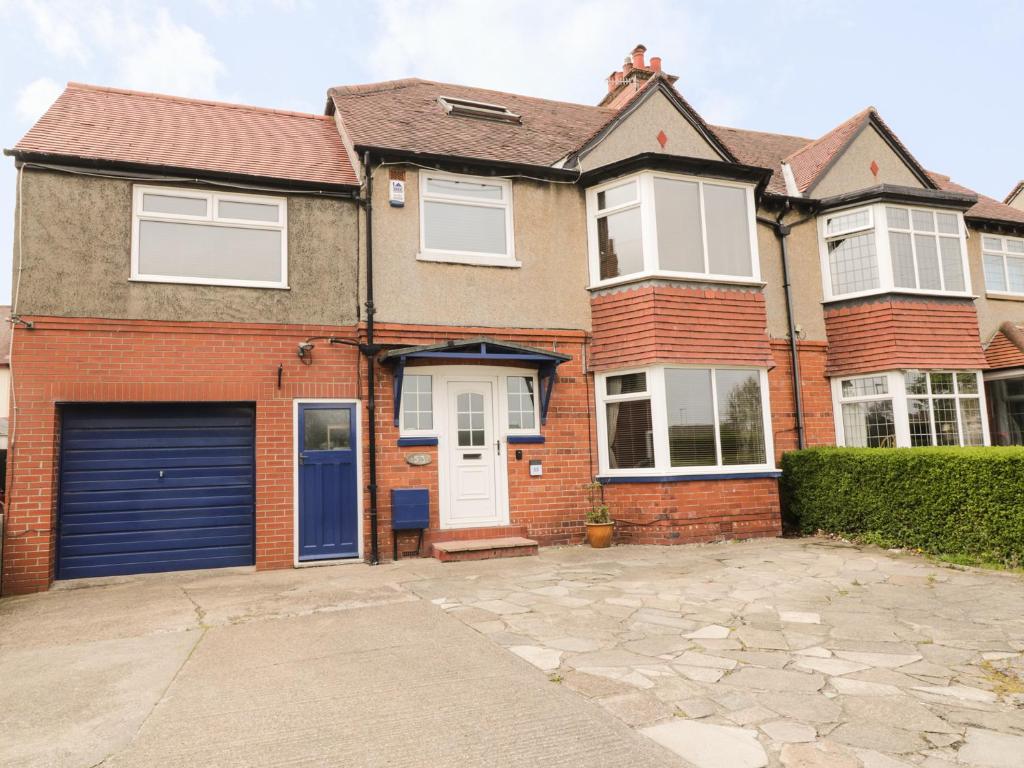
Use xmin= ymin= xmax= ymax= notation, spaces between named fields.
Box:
xmin=58 ymin=404 xmax=255 ymax=580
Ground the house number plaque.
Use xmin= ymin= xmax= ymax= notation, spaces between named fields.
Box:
xmin=406 ymin=453 xmax=432 ymax=466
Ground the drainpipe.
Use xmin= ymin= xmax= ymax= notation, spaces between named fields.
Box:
xmin=760 ymin=204 xmax=807 ymax=449
xmin=362 ymin=150 xmax=380 ymax=564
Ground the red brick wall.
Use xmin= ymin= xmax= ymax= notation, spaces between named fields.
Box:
xmin=824 ymin=298 xmax=988 ymax=376
xmin=2 ymin=316 xmax=362 ymax=595
xmin=605 ymin=477 xmax=781 ymax=545
xmin=769 ymin=339 xmax=835 ymax=456
xmin=590 ymin=285 xmax=774 ymax=371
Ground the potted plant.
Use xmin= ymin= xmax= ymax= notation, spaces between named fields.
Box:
xmin=584 ymin=481 xmax=614 ymax=548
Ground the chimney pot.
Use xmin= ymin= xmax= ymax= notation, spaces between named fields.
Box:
xmin=650 ymin=56 xmax=662 ymax=73
xmin=631 ymin=46 xmax=645 ymax=69
xmin=622 ymin=59 xmax=633 ymax=75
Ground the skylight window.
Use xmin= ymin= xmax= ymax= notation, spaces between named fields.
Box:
xmin=438 ymin=96 xmax=521 ymax=124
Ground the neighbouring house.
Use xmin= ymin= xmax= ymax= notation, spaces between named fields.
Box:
xmin=2 ymin=45 xmax=1022 ymax=594
xmin=1006 ymin=181 xmax=1024 ymax=211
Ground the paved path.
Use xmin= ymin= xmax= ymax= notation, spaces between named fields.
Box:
xmin=2 ymin=538 xmax=1023 ymax=767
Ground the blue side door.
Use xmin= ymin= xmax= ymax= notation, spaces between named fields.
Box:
xmin=298 ymin=403 xmax=359 ymax=560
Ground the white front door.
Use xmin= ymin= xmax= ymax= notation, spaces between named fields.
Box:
xmin=443 ymin=379 xmax=505 ymax=528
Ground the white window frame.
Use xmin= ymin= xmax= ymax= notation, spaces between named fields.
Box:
xmin=817 ymin=203 xmax=972 ymax=302
xmin=397 ymin=367 xmax=541 ymax=438
xmin=417 ymin=170 xmax=518 ymax=268
xmin=504 ymin=373 xmax=541 ymax=436
xmin=832 ymin=370 xmax=990 ymax=448
xmin=585 ymin=171 xmax=761 ymax=289
xmin=981 ymin=234 xmax=1024 ymax=298
xmin=595 ymin=365 xmax=775 ymax=478
xmin=131 ymin=185 xmax=288 ymax=289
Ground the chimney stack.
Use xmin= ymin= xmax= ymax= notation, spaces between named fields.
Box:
xmin=598 ymin=44 xmax=677 ymax=107
xmin=631 ymin=44 xmax=646 ymax=69
xmin=650 ymin=56 xmax=662 ymax=73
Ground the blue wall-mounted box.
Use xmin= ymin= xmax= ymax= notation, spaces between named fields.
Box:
xmin=391 ymin=487 xmax=429 ymax=530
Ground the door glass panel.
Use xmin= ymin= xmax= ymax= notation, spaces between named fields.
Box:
xmin=303 ymin=408 xmax=351 ymax=450
xmin=457 ymin=392 xmax=486 ymax=447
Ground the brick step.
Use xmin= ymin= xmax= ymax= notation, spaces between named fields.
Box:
xmin=422 ymin=525 xmax=529 ymax=545
xmin=431 ymin=537 xmax=539 ymax=562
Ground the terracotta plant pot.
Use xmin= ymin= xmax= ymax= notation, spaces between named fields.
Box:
xmin=586 ymin=522 xmax=614 ymax=548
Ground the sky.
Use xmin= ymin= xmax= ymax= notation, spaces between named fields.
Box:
xmin=0 ymin=0 xmax=1021 ymax=304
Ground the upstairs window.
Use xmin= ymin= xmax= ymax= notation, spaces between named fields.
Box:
xmin=418 ymin=171 xmax=517 ymax=268
xmin=982 ymin=235 xmax=1024 ymax=296
xmin=588 ymin=172 xmax=758 ymax=286
xmin=132 ymin=186 xmax=287 ymax=288
xmin=819 ymin=204 xmax=970 ymax=301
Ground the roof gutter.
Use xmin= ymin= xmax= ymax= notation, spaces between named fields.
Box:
xmin=351 ymin=145 xmax=579 ymax=182
xmin=817 ymin=184 xmax=976 ymax=212
xmin=4 ymin=150 xmax=361 ymax=197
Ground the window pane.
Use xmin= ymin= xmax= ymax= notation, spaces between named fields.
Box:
xmin=907 ymin=398 xmax=932 ymax=446
xmin=905 ymin=370 xmax=928 ymax=395
xmin=597 ymin=181 xmax=637 ymax=210
xmin=829 ymin=232 xmax=879 ymax=294
xmin=423 ymin=200 xmax=506 ymax=254
xmin=665 ymin=369 xmax=716 ymax=467
xmin=138 ymin=220 xmax=282 ymax=283
xmin=426 ymin=177 xmax=502 ymax=200
xmin=597 ymin=207 xmax=643 ymax=279
xmin=841 ymin=376 xmax=888 ymax=398
xmin=715 ymin=369 xmax=766 ymax=466
xmin=654 ymin=178 xmax=703 ymax=273
xmin=606 ymin=399 xmax=653 ymax=469
xmin=911 ymin=210 xmax=934 ymax=232
xmin=402 ymin=374 xmax=433 ymax=431
xmin=142 ymin=193 xmax=207 ymax=217
xmin=885 ymin=207 xmax=909 ymax=230
xmin=939 ymin=237 xmax=965 ymax=292
xmin=704 ymin=184 xmax=752 ymax=277
xmin=842 ymin=401 xmax=896 ymax=448
xmin=931 ymin=372 xmax=954 ymax=395
xmin=1007 ymin=239 xmax=1024 ymax=254
xmin=936 ymin=212 xmax=958 ymax=235
xmin=829 ymin=209 xmax=872 ymax=234
xmin=914 ymin=234 xmax=941 ymax=290
xmin=218 ymin=199 xmax=279 ymax=222
xmin=956 ymin=372 xmax=978 ymax=395
xmin=606 ymin=372 xmax=646 ymax=396
xmin=983 ymin=236 xmax=1003 ymax=251
xmin=889 ymin=231 xmax=916 ymax=288
xmin=303 ymin=408 xmax=350 ymax=450
xmin=1008 ymin=257 xmax=1024 ymax=293
xmin=959 ymin=398 xmax=984 ymax=446
xmin=932 ymin=398 xmax=960 ymax=446
xmin=984 ymin=254 xmax=1007 ymax=291
xmin=507 ymin=376 xmax=535 ymax=430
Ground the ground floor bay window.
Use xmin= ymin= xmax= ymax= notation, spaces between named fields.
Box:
xmin=985 ymin=371 xmax=1024 ymax=446
xmin=596 ymin=366 xmax=775 ymax=478
xmin=833 ymin=370 xmax=988 ymax=448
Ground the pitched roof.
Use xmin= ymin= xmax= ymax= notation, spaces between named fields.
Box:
xmin=711 ymin=125 xmax=811 ymax=195
xmin=929 ymin=173 xmax=1024 ymax=227
xmin=1006 ymin=180 xmax=1024 ymax=206
xmin=985 ymin=321 xmax=1024 ymax=370
xmin=328 ymin=78 xmax=615 ymax=168
xmin=10 ymin=83 xmax=358 ymax=188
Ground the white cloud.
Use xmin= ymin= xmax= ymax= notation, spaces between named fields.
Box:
xmin=15 ymin=77 xmax=63 ymax=122
xmin=22 ymin=0 xmax=89 ymax=62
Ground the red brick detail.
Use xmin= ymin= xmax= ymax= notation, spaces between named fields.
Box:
xmin=985 ymin=323 xmax=1024 ymax=370
xmin=589 ymin=285 xmax=773 ymax=371
xmin=768 ymin=339 xmax=835 ymax=457
xmin=432 ymin=543 xmax=539 ymax=562
xmin=605 ymin=477 xmax=781 ymax=546
xmin=2 ymin=316 xmax=363 ymax=595
xmin=823 ymin=299 xmax=987 ymax=376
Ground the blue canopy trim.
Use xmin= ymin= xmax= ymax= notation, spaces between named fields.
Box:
xmin=380 ymin=338 xmax=571 ymax=428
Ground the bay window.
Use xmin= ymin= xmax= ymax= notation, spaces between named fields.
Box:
xmin=982 ymin=235 xmax=1024 ymax=296
xmin=598 ymin=366 xmax=773 ymax=477
xmin=588 ymin=172 xmax=759 ymax=286
xmin=819 ymin=204 xmax=970 ymax=300
xmin=833 ymin=370 xmax=987 ymax=448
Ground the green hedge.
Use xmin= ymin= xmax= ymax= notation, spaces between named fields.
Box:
xmin=780 ymin=447 xmax=1024 ymax=566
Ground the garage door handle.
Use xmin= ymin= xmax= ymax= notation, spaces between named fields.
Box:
xmin=158 ymin=470 xmax=165 ymax=479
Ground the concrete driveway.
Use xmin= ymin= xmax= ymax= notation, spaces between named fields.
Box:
xmin=2 ymin=539 xmax=1023 ymax=768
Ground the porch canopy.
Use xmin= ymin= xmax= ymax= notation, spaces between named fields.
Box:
xmin=379 ymin=337 xmax=571 ymax=426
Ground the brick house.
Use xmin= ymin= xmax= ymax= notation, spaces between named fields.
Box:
xmin=3 ymin=45 xmax=1022 ymax=594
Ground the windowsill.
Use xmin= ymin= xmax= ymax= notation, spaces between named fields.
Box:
xmin=821 ymin=287 xmax=975 ymax=304
xmin=598 ymin=469 xmax=781 ymax=483
xmin=588 ymin=271 xmax=765 ymax=292
xmin=397 ymin=436 xmax=439 ymax=447
xmin=986 ymin=291 xmax=1024 ymax=302
xmin=416 ymin=252 xmax=521 ymax=268
xmin=507 ymin=434 xmax=545 ymax=444
xmin=130 ymin=276 xmax=290 ymax=290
